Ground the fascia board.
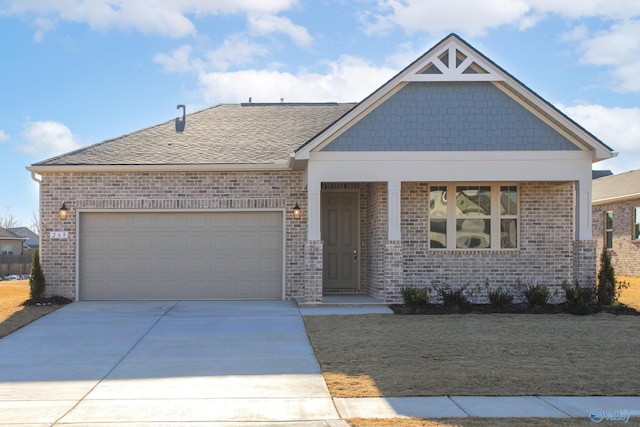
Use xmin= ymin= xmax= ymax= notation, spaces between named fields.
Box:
xmin=26 ymin=163 xmax=292 ymax=174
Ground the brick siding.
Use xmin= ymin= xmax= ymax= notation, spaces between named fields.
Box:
xmin=593 ymin=199 xmax=640 ymax=277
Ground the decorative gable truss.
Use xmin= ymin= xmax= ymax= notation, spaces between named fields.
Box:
xmin=402 ymin=39 xmax=504 ymax=82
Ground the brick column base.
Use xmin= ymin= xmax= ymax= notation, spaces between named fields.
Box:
xmin=384 ymin=241 xmax=404 ymax=303
xmin=304 ymin=240 xmax=323 ymax=303
xmin=573 ymin=240 xmax=596 ymax=287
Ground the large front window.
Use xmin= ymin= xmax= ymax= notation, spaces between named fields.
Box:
xmin=429 ymin=184 xmax=518 ymax=250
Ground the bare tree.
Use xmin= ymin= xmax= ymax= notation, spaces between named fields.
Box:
xmin=0 ymin=206 xmax=18 ymax=228
xmin=30 ymin=210 xmax=40 ymax=234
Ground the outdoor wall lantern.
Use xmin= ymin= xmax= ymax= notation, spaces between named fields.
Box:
xmin=59 ymin=202 xmax=69 ymax=220
xmin=293 ymin=202 xmax=302 ymax=219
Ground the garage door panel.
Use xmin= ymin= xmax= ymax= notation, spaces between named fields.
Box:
xmin=79 ymin=212 xmax=283 ymax=300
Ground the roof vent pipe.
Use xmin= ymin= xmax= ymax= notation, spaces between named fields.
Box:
xmin=175 ymin=104 xmax=186 ymax=132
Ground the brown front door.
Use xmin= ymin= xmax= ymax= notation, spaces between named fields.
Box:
xmin=321 ymin=191 xmax=359 ymax=290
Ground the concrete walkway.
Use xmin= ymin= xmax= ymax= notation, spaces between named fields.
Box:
xmin=1 ymin=300 xmax=639 ymax=425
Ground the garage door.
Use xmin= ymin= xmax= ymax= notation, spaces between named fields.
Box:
xmin=79 ymin=212 xmax=283 ymax=300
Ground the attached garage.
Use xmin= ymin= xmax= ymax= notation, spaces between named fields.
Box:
xmin=78 ymin=211 xmax=283 ymax=300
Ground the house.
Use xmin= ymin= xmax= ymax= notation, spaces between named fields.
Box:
xmin=0 ymin=227 xmax=27 ymax=256
xmin=7 ymin=227 xmax=39 ymax=252
xmin=27 ymin=34 xmax=615 ymax=302
xmin=592 ymin=170 xmax=640 ymax=278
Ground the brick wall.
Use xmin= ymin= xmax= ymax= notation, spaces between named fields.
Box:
xmin=593 ymin=199 xmax=640 ymax=277
xmin=366 ymin=182 xmax=387 ymax=298
xmin=401 ymin=181 xmax=581 ymax=302
xmin=39 ymin=170 xmax=308 ymax=299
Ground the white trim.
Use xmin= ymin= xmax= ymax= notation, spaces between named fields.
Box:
xmin=76 ymin=208 xmax=287 ymax=301
xmin=593 ymin=193 xmax=640 ymax=205
xmin=28 ymin=163 xmax=291 ymax=174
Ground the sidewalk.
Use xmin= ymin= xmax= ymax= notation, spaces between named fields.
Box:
xmin=334 ymin=396 xmax=640 ymax=421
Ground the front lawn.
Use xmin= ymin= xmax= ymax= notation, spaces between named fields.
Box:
xmin=0 ymin=280 xmax=63 ymax=338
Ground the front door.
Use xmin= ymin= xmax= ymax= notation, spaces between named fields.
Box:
xmin=321 ymin=191 xmax=359 ymax=291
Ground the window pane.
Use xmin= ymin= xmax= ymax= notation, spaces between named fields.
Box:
xmin=605 ymin=211 xmax=613 ymax=229
xmin=429 ymin=186 xmax=447 ymax=217
xmin=501 ymin=219 xmax=518 ymax=248
xmin=456 ymin=186 xmax=491 ymax=216
xmin=635 ymin=225 xmax=640 ymax=241
xmin=500 ymin=186 xmax=518 ymax=215
xmin=430 ymin=219 xmax=447 ymax=248
xmin=456 ymin=219 xmax=490 ymax=248
xmin=606 ymin=231 xmax=613 ymax=249
xmin=635 ymin=208 xmax=640 ymax=240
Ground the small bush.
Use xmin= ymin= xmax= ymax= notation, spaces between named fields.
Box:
xmin=432 ymin=281 xmax=471 ymax=308
xmin=401 ymin=286 xmax=429 ymax=306
xmin=524 ymin=283 xmax=550 ymax=306
xmin=562 ymin=280 xmax=598 ymax=315
xmin=597 ymin=247 xmax=616 ymax=305
xmin=488 ymin=286 xmax=514 ymax=310
xmin=29 ymin=250 xmax=46 ymax=300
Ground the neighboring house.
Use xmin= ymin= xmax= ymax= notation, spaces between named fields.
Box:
xmin=592 ymin=170 xmax=640 ymax=278
xmin=0 ymin=227 xmax=27 ymax=256
xmin=28 ymin=34 xmax=614 ymax=302
xmin=7 ymin=227 xmax=39 ymax=252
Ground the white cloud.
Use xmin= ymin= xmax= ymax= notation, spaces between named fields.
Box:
xmin=558 ymin=103 xmax=640 ymax=173
xmin=248 ymin=13 xmax=312 ymax=47
xmin=154 ymin=45 xmax=199 ymax=73
xmin=0 ymin=130 xmax=9 ymax=142
xmin=362 ymin=0 xmax=532 ymax=36
xmin=363 ymin=0 xmax=640 ymax=37
xmin=7 ymin=0 xmax=300 ymax=39
xmin=205 ymin=35 xmax=270 ymax=71
xmin=20 ymin=120 xmax=82 ymax=157
xmin=573 ymin=20 xmax=640 ymax=93
xmin=197 ymin=55 xmax=397 ymax=104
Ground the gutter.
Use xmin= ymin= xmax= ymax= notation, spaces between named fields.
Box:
xmin=27 ymin=162 xmax=293 ymax=174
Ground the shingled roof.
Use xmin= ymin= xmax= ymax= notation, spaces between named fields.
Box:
xmin=592 ymin=169 xmax=640 ymax=204
xmin=32 ymin=103 xmax=355 ymax=168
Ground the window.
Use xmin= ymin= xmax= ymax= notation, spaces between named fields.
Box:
xmin=429 ymin=184 xmax=518 ymax=250
xmin=605 ymin=211 xmax=613 ymax=249
xmin=634 ymin=207 xmax=640 ymax=241
xmin=1 ymin=244 xmax=13 ymax=256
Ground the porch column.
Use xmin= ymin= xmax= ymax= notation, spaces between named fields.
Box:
xmin=304 ymin=179 xmax=323 ymax=302
xmin=575 ymin=176 xmax=592 ymax=240
xmin=388 ymin=180 xmax=401 ymax=240
xmin=307 ymin=180 xmax=321 ymax=241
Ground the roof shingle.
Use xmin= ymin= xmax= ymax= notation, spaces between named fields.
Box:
xmin=34 ymin=103 xmax=355 ymax=167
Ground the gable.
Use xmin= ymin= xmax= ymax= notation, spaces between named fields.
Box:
xmin=321 ymin=82 xmax=579 ymax=152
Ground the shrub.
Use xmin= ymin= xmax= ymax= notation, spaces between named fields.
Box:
xmin=432 ymin=281 xmax=471 ymax=308
xmin=597 ymin=247 xmax=616 ymax=305
xmin=524 ymin=283 xmax=550 ymax=306
xmin=401 ymin=286 xmax=429 ymax=306
xmin=29 ymin=250 xmax=46 ymax=300
xmin=488 ymin=286 xmax=514 ymax=310
xmin=562 ymin=279 xmax=598 ymax=315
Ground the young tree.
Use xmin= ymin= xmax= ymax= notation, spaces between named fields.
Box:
xmin=597 ymin=247 xmax=616 ymax=305
xmin=29 ymin=250 xmax=46 ymax=300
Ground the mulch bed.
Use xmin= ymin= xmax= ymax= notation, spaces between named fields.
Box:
xmin=22 ymin=296 xmax=73 ymax=307
xmin=389 ymin=302 xmax=640 ymax=315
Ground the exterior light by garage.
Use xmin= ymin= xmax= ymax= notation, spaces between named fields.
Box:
xmin=293 ymin=202 xmax=302 ymax=219
xmin=59 ymin=202 xmax=69 ymax=220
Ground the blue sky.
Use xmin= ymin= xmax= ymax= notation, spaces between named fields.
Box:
xmin=1 ymin=0 xmax=639 ymax=228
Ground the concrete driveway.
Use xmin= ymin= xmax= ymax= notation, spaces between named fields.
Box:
xmin=0 ymin=301 xmax=348 ymax=426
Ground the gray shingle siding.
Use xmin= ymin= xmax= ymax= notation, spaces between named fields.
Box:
xmin=322 ymin=82 xmax=579 ymax=152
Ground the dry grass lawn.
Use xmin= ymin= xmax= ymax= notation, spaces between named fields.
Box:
xmin=0 ymin=280 xmax=61 ymax=338
xmin=618 ymin=276 xmax=640 ymax=310
xmin=305 ymin=276 xmax=640 ymax=399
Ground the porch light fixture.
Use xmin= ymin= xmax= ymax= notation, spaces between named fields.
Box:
xmin=293 ymin=202 xmax=302 ymax=219
xmin=59 ymin=202 xmax=69 ymax=220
